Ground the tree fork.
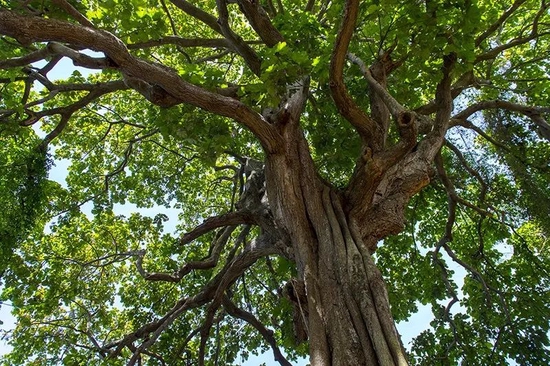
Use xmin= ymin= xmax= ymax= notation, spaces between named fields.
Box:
xmin=264 ymin=121 xmax=409 ymax=365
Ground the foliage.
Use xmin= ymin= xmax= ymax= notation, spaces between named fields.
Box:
xmin=0 ymin=0 xmax=549 ymax=365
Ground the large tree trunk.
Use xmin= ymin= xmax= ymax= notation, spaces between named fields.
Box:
xmin=265 ymin=121 xmax=410 ymax=365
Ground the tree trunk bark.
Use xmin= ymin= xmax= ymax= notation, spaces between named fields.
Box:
xmin=265 ymin=123 xmax=409 ymax=365
xmin=310 ymin=188 xmax=408 ymax=365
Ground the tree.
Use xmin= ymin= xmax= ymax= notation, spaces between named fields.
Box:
xmin=1 ymin=0 xmax=549 ymax=364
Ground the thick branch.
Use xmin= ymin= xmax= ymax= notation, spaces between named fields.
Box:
xmin=0 ymin=10 xmax=281 ymax=152
xmin=376 ymin=111 xmax=418 ymax=166
xmin=432 ymin=54 xmax=456 ymax=137
xmin=215 ymin=0 xmax=263 ymax=76
xmin=416 ymin=53 xmax=456 ymax=160
xmin=347 ymin=53 xmax=405 ymax=119
xmin=169 ymin=0 xmax=223 ymax=34
xmin=265 ymin=77 xmax=310 ymax=128
xmin=236 ymin=0 xmax=285 ymax=47
xmin=179 ymin=211 xmax=255 ymax=245
xmin=329 ymin=0 xmax=381 ymax=150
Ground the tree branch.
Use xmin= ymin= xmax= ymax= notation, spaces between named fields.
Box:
xmin=0 ymin=10 xmax=282 ymax=152
xmin=434 ymin=150 xmax=495 ymax=219
xmin=475 ymin=0 xmax=527 ymax=47
xmin=444 ymin=140 xmax=489 ymax=207
xmin=414 ymin=71 xmax=490 ymax=116
xmin=432 ymin=54 xmax=456 ymax=138
xmin=475 ymin=2 xmax=550 ymax=64
xmin=169 ymin=0 xmax=223 ymax=34
xmin=235 ymin=0 xmax=285 ymax=47
xmin=46 ymin=42 xmax=112 ymax=69
xmin=215 ymin=0 xmax=263 ymax=76
xmin=329 ymin=0 xmax=381 ymax=150
xmin=417 ymin=53 xmax=456 ymax=160
xmin=347 ymin=53 xmax=406 ymax=119
xmin=127 ymin=36 xmax=232 ymax=50
xmin=179 ymin=211 xmax=256 ymax=245
xmin=136 ymin=226 xmax=236 ymax=283
xmin=15 ymin=80 xmax=128 ymax=124
xmin=223 ymin=296 xmax=293 ymax=366
xmin=110 ymin=242 xmax=276 ymax=360
xmin=52 ymin=0 xmax=95 ymax=28
xmin=0 ymin=47 xmax=51 ymax=69
xmin=453 ymin=99 xmax=550 ymax=141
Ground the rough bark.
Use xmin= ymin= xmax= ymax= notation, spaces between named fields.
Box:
xmin=264 ymin=110 xmax=422 ymax=365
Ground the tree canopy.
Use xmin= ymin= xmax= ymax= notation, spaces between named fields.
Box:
xmin=1 ymin=0 xmax=549 ymax=365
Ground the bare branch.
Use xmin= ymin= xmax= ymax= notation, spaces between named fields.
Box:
xmin=416 ymin=53 xmax=456 ymax=160
xmin=0 ymin=47 xmax=51 ymax=69
xmin=46 ymin=42 xmax=111 ymax=69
